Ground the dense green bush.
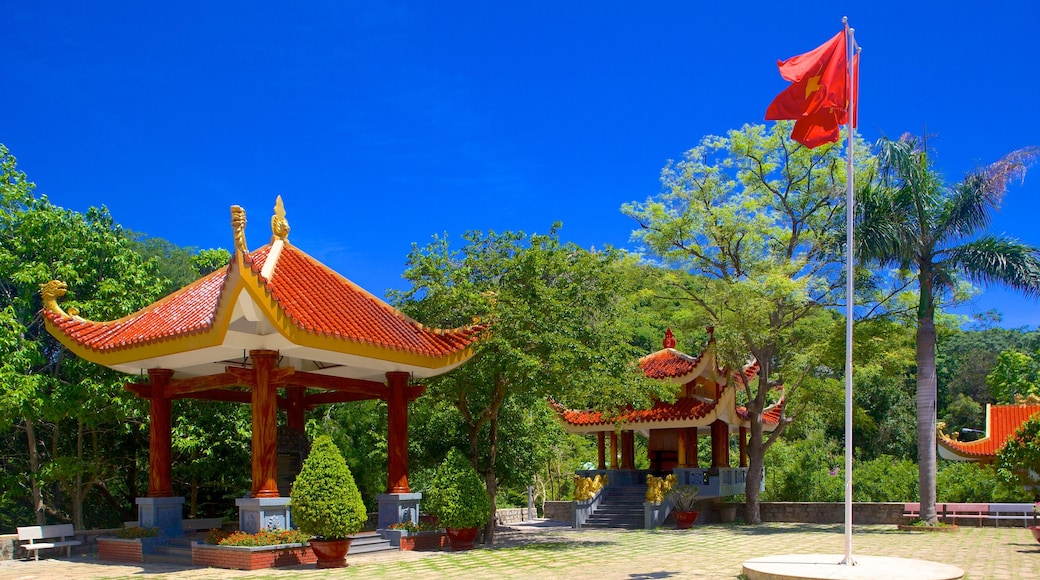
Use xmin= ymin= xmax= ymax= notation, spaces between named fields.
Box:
xmin=940 ymin=459 xmax=1030 ymax=503
xmin=290 ymin=435 xmax=367 ymax=540
xmin=762 ymin=433 xmax=842 ymax=502
xmin=425 ymin=448 xmax=492 ymax=529
xmin=852 ymin=456 xmax=917 ymax=501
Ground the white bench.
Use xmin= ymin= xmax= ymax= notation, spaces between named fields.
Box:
xmin=16 ymin=524 xmax=82 ymax=561
xmin=989 ymin=503 xmax=1035 ymax=527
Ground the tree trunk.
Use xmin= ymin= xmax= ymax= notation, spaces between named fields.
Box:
xmin=73 ymin=418 xmax=84 ymax=530
xmin=744 ymin=414 xmax=765 ymax=523
xmin=26 ymin=417 xmax=45 ymax=525
xmin=916 ymin=313 xmax=938 ymax=524
xmin=483 ymin=413 xmax=500 ymax=545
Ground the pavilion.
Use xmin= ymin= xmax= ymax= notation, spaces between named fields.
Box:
xmin=554 ymin=328 xmax=782 ymax=496
xmin=41 ymin=197 xmax=482 ymax=536
xmin=937 ymin=402 xmax=1040 ymax=463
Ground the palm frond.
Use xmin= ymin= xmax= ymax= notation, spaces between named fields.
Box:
xmin=945 ymin=236 xmax=1040 ymax=298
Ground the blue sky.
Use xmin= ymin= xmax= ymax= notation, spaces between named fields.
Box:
xmin=3 ymin=1 xmax=1039 ymax=327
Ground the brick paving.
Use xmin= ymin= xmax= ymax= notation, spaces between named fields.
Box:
xmin=1 ymin=522 xmax=1038 ymax=580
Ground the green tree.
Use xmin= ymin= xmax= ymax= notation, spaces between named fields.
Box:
xmin=0 ymin=144 xmax=168 ymax=527
xmin=856 ymin=135 xmax=1040 ymax=524
xmin=392 ymin=226 xmax=661 ymax=543
xmin=622 ymin=123 xmax=861 ymax=522
xmin=986 ymin=349 xmax=1039 ymax=403
xmin=996 ymin=414 xmax=1040 ymax=496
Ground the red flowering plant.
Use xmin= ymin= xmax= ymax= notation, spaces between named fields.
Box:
xmin=207 ymin=528 xmax=308 ymax=547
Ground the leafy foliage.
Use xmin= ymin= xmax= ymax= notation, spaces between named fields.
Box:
xmin=986 ymin=349 xmax=1040 ymax=403
xmin=424 ymin=449 xmax=492 ymax=529
xmin=996 ymin=414 xmax=1040 ymax=494
xmin=623 ymin=123 xmax=863 ymax=521
xmin=290 ymin=436 xmax=367 ymax=540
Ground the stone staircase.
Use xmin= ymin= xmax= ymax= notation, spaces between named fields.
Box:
xmin=582 ymin=486 xmax=645 ymax=529
xmin=142 ymin=531 xmax=395 ymax=565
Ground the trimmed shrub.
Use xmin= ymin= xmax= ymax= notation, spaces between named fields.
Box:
xmin=290 ymin=435 xmax=367 ymax=540
xmin=425 ymin=449 xmax=492 ymax=529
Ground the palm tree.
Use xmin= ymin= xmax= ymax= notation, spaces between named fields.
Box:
xmin=857 ymin=135 xmax=1040 ymax=525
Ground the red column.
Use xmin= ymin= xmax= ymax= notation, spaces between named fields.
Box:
xmin=597 ymin=432 xmax=606 ymax=470
xmin=688 ymin=428 xmax=699 ymax=468
xmin=739 ymin=426 xmax=748 ymax=467
xmin=386 ymin=371 xmax=411 ymax=493
xmin=621 ymin=431 xmax=635 ymax=470
xmin=286 ymin=387 xmax=306 ymax=433
xmin=147 ymin=369 xmax=174 ymax=497
xmin=609 ymin=432 xmax=619 ymax=469
xmin=710 ymin=420 xmax=730 ymax=468
xmin=251 ymin=350 xmax=280 ymax=498
xmin=677 ymin=428 xmax=688 ymax=468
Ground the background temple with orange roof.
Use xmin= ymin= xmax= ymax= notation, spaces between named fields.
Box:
xmin=553 ymin=327 xmax=782 ymax=528
xmin=41 ymin=197 xmax=483 ymax=539
xmin=937 ymin=400 xmax=1040 ymax=463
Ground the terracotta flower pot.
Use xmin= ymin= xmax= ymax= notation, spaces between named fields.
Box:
xmin=1029 ymin=526 xmax=1040 ymax=544
xmin=674 ymin=510 xmax=699 ymax=529
xmin=309 ymin=538 xmax=352 ymax=568
xmin=445 ymin=526 xmax=480 ymax=551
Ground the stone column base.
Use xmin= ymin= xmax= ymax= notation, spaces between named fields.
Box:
xmin=137 ymin=496 xmax=185 ymax=538
xmin=236 ymin=496 xmax=292 ymax=533
xmin=377 ymin=492 xmax=422 ymax=531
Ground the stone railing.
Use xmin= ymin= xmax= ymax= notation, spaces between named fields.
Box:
xmin=543 ymin=501 xmax=574 ymax=523
xmin=495 ymin=508 xmax=527 ymax=525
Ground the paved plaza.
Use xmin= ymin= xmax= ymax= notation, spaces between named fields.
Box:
xmin=1 ymin=522 xmax=1038 ymax=580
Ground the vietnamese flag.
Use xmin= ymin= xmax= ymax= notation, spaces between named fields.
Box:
xmin=765 ymin=30 xmax=855 ymax=148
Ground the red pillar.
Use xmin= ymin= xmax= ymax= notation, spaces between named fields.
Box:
xmin=688 ymin=428 xmax=699 ymax=468
xmin=710 ymin=420 xmax=730 ymax=468
xmin=739 ymin=426 xmax=748 ymax=468
xmin=251 ymin=350 xmax=280 ymax=498
xmin=609 ymin=431 xmax=619 ymax=469
xmin=386 ymin=371 xmax=411 ymax=493
xmin=621 ymin=431 xmax=636 ymax=470
xmin=147 ymin=369 xmax=174 ymax=497
xmin=677 ymin=428 xmax=688 ymax=468
xmin=286 ymin=387 xmax=306 ymax=433
xmin=597 ymin=432 xmax=606 ymax=470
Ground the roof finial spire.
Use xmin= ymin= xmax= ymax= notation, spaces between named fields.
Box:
xmin=663 ymin=328 xmax=677 ymax=349
xmin=271 ymin=195 xmax=290 ymax=241
xmin=231 ymin=205 xmax=248 ymax=254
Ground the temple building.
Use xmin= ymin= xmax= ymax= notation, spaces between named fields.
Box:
xmin=937 ymin=402 xmax=1040 ymax=463
xmin=554 ymin=328 xmax=782 ymax=508
xmin=41 ymin=197 xmax=482 ymax=536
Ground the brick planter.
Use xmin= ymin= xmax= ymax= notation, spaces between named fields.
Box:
xmin=191 ymin=542 xmax=316 ymax=570
xmin=97 ymin=537 xmax=162 ymax=563
xmin=400 ymin=531 xmax=447 ymax=551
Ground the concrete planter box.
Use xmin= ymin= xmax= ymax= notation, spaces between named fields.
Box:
xmin=400 ymin=531 xmax=447 ymax=551
xmin=191 ymin=541 xmax=316 ymax=570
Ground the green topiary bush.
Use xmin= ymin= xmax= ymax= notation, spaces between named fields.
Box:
xmin=424 ymin=448 xmax=492 ymax=529
xmin=290 ymin=435 xmax=367 ymax=540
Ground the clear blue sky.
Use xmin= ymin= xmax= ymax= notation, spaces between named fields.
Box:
xmin=4 ymin=1 xmax=1038 ymax=327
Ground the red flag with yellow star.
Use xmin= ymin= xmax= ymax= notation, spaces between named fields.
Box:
xmin=765 ymin=30 xmax=854 ymax=148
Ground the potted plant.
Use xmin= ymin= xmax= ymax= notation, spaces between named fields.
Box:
xmin=290 ymin=435 xmax=368 ymax=568
xmin=667 ymin=485 xmax=700 ymax=529
xmin=424 ymin=448 xmax=491 ymax=551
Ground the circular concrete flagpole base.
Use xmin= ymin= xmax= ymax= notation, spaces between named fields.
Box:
xmin=742 ymin=554 xmax=963 ymax=580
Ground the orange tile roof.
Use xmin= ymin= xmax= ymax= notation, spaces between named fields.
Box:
xmin=639 ymin=349 xmax=703 ymax=379
xmin=938 ymin=404 xmax=1040 ymax=458
xmin=554 ymin=397 xmax=718 ymax=427
xmin=736 ymin=402 xmax=783 ymax=427
xmin=43 ymin=267 xmax=230 ymax=351
xmin=44 ymin=242 xmax=482 ymax=359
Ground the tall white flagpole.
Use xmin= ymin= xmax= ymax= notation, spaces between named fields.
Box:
xmin=841 ymin=15 xmax=858 ymax=567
